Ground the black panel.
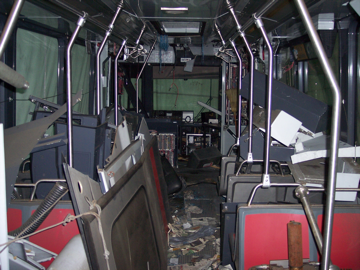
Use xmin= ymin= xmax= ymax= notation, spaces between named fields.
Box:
xmin=241 ymin=70 xmax=329 ymax=133
xmin=239 ymin=130 xmax=294 ymax=162
xmin=112 ymin=188 xmax=161 ymax=270
xmin=142 ymin=65 xmax=153 ymax=117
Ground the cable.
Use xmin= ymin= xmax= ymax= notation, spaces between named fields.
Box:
xmin=283 ymin=61 xmax=294 ymax=74
xmin=9 ymin=182 xmax=68 ymax=237
xmin=168 ymin=68 xmax=179 ymax=108
xmin=0 ymin=91 xmax=91 ymax=105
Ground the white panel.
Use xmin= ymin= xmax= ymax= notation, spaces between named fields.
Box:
xmin=271 ymin=111 xmax=302 ymax=147
xmin=292 ymin=135 xmax=360 ymax=164
xmin=0 ymin=124 xmax=9 ymax=270
xmin=335 ymin=173 xmax=360 ymax=201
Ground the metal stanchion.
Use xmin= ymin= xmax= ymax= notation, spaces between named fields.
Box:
xmin=66 ymin=13 xmax=87 ymax=167
xmin=293 ymin=1 xmax=341 ymax=268
xmin=114 ymin=39 xmax=127 ymax=125
xmin=96 ymin=1 xmax=124 ymax=115
xmin=254 ymin=16 xmax=273 ymax=188
xmin=136 ymin=39 xmax=156 ymax=114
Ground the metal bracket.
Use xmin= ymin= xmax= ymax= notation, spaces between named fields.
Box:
xmin=254 ymin=15 xmax=264 ymax=28
xmin=262 ymin=173 xmax=270 ymax=188
xmin=247 ymin=182 xmax=301 ymax=206
xmin=247 ymin=153 xmax=253 ymax=163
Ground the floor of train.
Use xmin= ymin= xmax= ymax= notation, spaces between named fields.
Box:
xmin=167 ymin=161 xmax=225 ymax=269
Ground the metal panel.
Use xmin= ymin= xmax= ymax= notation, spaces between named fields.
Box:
xmin=346 ymin=21 xmax=358 ymax=145
xmin=64 ymin=136 xmax=168 ymax=270
xmin=220 ymin=202 xmax=237 ymax=268
xmin=241 ymin=70 xmax=329 ymax=133
xmin=218 ymin=156 xmax=237 ymax=196
xmin=239 ymin=129 xmax=294 ymax=162
xmin=226 ymin=174 xmax=295 ymax=203
xmin=4 ymin=90 xmax=81 ymax=206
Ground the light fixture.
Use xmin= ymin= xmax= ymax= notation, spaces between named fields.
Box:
xmin=161 ymin=7 xmax=188 ymax=11
xmin=161 ymin=7 xmax=188 ymax=14
xmin=161 ymin=22 xmax=201 ymax=34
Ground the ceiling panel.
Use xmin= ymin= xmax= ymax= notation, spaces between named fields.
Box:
xmin=3 ymin=0 xmax=348 ymax=48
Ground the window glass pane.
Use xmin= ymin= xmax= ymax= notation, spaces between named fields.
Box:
xmin=71 ymin=44 xmax=91 ymax=114
xmin=102 ymin=57 xmax=111 ymax=108
xmin=20 ymin=2 xmax=59 ymax=28
xmin=304 ymin=35 xmax=339 ymax=106
xmin=16 ymin=29 xmax=58 ymax=125
xmin=153 ymin=78 xmax=219 ymax=121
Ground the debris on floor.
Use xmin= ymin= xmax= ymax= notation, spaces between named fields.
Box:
xmin=186 ymin=205 xmax=203 ymax=214
xmin=167 ymin=163 xmax=224 ymax=269
xmin=184 ymin=190 xmax=195 ymax=200
xmin=169 ymin=225 xmax=216 ymax=247
xmin=168 ymin=254 xmax=220 ymax=270
xmin=192 ymin=217 xmax=217 ymax=226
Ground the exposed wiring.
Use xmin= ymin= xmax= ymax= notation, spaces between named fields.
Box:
xmin=125 ymin=44 xmax=147 ymax=59
xmin=159 ymin=34 xmax=169 ymax=72
xmin=0 ymin=91 xmax=91 ymax=105
xmin=168 ymin=68 xmax=179 ymax=108
xmin=215 ymin=46 xmax=235 ymax=63
xmin=283 ymin=61 xmax=294 ymax=74
xmin=0 ymin=189 xmax=68 ymax=254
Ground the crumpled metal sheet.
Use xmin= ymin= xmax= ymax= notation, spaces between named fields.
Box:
xmin=4 ymin=90 xmax=82 ymax=205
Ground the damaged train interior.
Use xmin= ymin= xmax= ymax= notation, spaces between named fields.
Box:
xmin=1 ymin=0 xmax=360 ymax=269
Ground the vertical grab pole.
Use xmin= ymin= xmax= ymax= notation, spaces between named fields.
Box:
xmin=215 ymin=23 xmax=236 ymax=154
xmin=221 ymin=61 xmax=227 ymax=154
xmin=230 ymin=39 xmax=242 ymax=146
xmin=0 ymin=0 xmax=25 ymax=58
xmin=136 ymin=38 xmax=156 ymax=114
xmin=66 ymin=13 xmax=87 ymax=167
xmin=96 ymin=0 xmax=124 ymax=115
xmin=240 ymin=33 xmax=254 ymax=162
xmin=293 ymin=0 xmax=341 ymax=268
xmin=255 ymin=16 xmax=273 ymax=188
xmin=214 ymin=24 xmax=226 ymax=46
xmin=226 ymin=0 xmax=255 ymax=162
xmin=114 ymin=39 xmax=127 ymax=125
xmin=135 ymin=24 xmax=146 ymax=47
